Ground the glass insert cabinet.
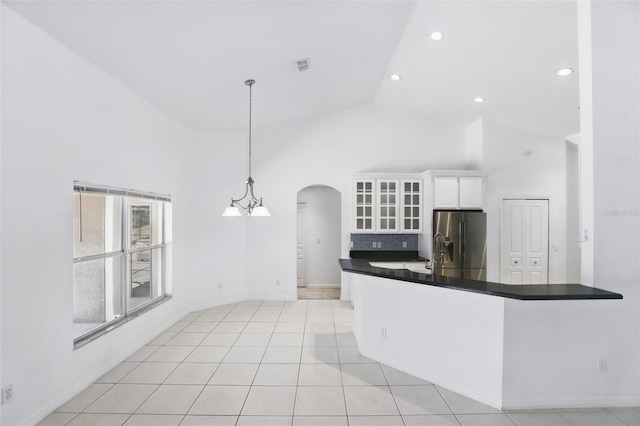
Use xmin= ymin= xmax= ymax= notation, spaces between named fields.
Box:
xmin=352 ymin=175 xmax=422 ymax=233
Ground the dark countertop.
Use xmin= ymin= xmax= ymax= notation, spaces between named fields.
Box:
xmin=340 ymin=259 xmax=623 ymax=301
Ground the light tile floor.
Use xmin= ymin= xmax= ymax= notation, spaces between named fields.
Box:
xmin=39 ymin=300 xmax=640 ymax=426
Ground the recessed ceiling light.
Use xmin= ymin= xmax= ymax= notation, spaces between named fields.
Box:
xmin=556 ymin=68 xmax=574 ymax=77
xmin=390 ymin=74 xmax=402 ymax=81
xmin=473 ymin=97 xmax=485 ymax=103
xmin=430 ymin=32 xmax=444 ymax=41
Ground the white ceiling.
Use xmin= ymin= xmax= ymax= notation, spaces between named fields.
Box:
xmin=3 ymin=0 xmax=580 ymax=138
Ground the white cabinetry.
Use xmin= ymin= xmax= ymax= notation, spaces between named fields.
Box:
xmin=377 ymin=180 xmax=399 ymax=232
xmin=354 ymin=179 xmax=375 ymax=231
xmin=433 ymin=177 xmax=459 ymax=209
xmin=401 ymin=180 xmax=422 ymax=231
xmin=459 ymin=176 xmax=483 ymax=209
xmin=431 ymin=172 xmax=484 ymax=210
xmin=352 ymin=175 xmax=422 ymax=233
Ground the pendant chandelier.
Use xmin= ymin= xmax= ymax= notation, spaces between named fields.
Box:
xmin=222 ymin=79 xmax=270 ymax=217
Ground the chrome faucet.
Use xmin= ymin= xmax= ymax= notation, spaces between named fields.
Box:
xmin=432 ymin=232 xmax=447 ymax=271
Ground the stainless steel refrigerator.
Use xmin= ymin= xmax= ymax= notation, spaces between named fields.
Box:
xmin=433 ymin=211 xmax=487 ymax=281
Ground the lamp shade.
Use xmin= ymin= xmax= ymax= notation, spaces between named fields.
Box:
xmin=222 ymin=205 xmax=242 ymax=217
xmin=251 ymin=205 xmax=271 ymax=217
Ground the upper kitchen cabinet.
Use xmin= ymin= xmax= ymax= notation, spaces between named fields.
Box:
xmin=352 ymin=175 xmax=422 ymax=233
xmin=433 ymin=176 xmax=459 ymax=209
xmin=401 ymin=179 xmax=422 ymax=231
xmin=354 ymin=179 xmax=375 ymax=231
xmin=377 ymin=179 xmax=399 ymax=232
xmin=429 ymin=171 xmax=485 ymax=210
xmin=459 ymin=176 xmax=483 ymax=209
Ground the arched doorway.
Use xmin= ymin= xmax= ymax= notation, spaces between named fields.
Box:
xmin=296 ymin=185 xmax=341 ymax=299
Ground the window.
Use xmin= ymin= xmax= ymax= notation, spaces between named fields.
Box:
xmin=73 ymin=182 xmax=172 ymax=348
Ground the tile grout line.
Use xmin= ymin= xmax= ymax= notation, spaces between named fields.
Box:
xmin=332 ymin=301 xmax=351 ymax=426
xmin=433 ymin=385 xmax=463 ymax=426
xmin=175 ymin=307 xmax=218 ymax=424
xmin=382 ymin=363 xmax=408 ymax=426
xmin=230 ymin=301 xmax=261 ymax=426
xmin=136 ymin=309 xmax=203 ymax=424
xmin=178 ymin=304 xmax=233 ymax=425
xmin=289 ymin=301 xmax=308 ymax=426
xmin=233 ymin=300 xmax=281 ymax=425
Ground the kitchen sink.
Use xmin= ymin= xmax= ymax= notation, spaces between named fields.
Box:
xmin=369 ymin=261 xmax=432 ymax=274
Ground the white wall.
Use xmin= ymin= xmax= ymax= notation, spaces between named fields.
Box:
xmin=176 ymin=128 xmax=249 ymax=311
xmin=578 ymin=0 xmax=640 ymax=405
xmin=0 ymin=8 xmax=245 ymax=425
xmin=565 ymin=140 xmax=581 ymax=283
xmin=503 ymin=298 xmax=632 ymax=408
xmin=577 ymin=3 xmax=595 ymax=287
xmin=480 ymin=119 xmax=568 ymax=284
xmin=465 ymin=119 xmax=483 ymax=169
xmin=241 ymin=105 xmax=467 ymax=300
xmin=297 ymin=185 xmax=341 ymax=286
xmin=0 ymin=3 xmax=4 ymax=421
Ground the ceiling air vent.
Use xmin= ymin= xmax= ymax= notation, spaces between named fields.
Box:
xmin=295 ymin=58 xmax=310 ymax=72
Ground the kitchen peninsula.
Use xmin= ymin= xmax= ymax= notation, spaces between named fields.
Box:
xmin=340 ymin=259 xmax=624 ymax=410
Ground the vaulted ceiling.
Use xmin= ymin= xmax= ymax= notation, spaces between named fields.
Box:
xmin=3 ymin=0 xmax=579 ymax=138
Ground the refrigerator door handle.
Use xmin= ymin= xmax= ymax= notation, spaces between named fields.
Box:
xmin=460 ymin=221 xmax=466 ymax=266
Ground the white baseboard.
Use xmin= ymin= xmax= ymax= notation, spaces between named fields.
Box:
xmin=190 ymin=295 xmax=246 ymax=313
xmin=502 ymin=396 xmax=640 ymax=410
xmin=304 ymin=284 xmax=341 ymax=289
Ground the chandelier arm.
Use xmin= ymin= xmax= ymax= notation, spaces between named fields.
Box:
xmin=235 ymin=203 xmax=250 ymax=211
xmin=247 ymin=181 xmax=260 ymax=204
xmin=230 ymin=180 xmax=251 ymax=205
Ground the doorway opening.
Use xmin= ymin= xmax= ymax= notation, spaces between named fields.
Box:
xmin=296 ymin=185 xmax=341 ymax=299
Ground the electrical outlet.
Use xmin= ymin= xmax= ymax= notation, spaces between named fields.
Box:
xmin=217 ymin=283 xmax=222 ymax=290
xmin=377 ymin=242 xmax=382 ymax=248
xmin=372 ymin=242 xmax=377 ymax=248
xmin=402 ymin=241 xmax=407 ymax=248
xmin=2 ymin=385 xmax=13 ymax=405
xmin=380 ymin=327 xmax=387 ymax=338
xmin=598 ymin=359 xmax=608 ymax=373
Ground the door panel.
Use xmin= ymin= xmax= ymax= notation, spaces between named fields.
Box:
xmin=462 ymin=212 xmax=487 ymax=269
xmin=528 ymin=206 xmax=542 ymax=253
xmin=502 ymin=201 xmax=525 ymax=284
xmin=433 ymin=211 xmax=462 ymax=268
xmin=510 ymin=206 xmax=524 ymax=253
xmin=510 ymin=271 xmax=523 ymax=284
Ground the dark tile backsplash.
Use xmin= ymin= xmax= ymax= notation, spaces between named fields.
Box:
xmin=350 ymin=233 xmax=418 ymax=251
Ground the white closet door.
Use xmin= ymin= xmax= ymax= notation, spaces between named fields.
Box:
xmin=501 ymin=199 xmax=549 ymax=284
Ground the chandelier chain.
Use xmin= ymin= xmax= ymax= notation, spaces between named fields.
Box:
xmin=247 ymin=79 xmax=253 ymax=178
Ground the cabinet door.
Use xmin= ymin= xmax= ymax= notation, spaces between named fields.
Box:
xmin=401 ymin=180 xmax=422 ymax=232
xmin=434 ymin=176 xmax=459 ymax=209
xmin=377 ymin=179 xmax=399 ymax=232
xmin=354 ymin=180 xmax=375 ymax=231
xmin=459 ymin=176 xmax=483 ymax=209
